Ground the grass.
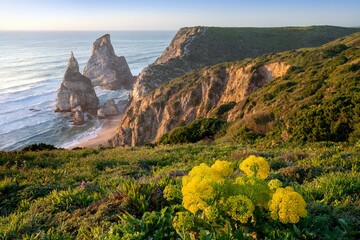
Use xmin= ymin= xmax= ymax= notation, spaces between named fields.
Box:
xmin=0 ymin=142 xmax=359 ymax=239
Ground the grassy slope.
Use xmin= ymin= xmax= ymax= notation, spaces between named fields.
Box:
xmin=0 ymin=142 xmax=359 ymax=239
xmin=134 ymin=26 xmax=359 ymax=95
xmin=220 ymin=32 xmax=360 ymax=145
xmin=158 ymin=32 xmax=360 ymax=146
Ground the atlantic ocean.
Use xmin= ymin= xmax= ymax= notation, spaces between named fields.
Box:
xmin=0 ymin=31 xmax=175 ymax=150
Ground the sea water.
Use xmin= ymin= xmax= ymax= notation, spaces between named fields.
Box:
xmin=0 ymin=31 xmax=175 ymax=150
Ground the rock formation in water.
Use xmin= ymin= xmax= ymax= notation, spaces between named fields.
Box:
xmin=84 ymin=34 xmax=134 ymax=90
xmin=97 ymin=99 xmax=120 ymax=118
xmin=56 ymin=52 xmax=99 ymax=117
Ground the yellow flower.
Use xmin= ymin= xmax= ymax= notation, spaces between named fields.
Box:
xmin=269 ymin=187 xmax=307 ymax=224
xmin=225 ymin=195 xmax=255 ymax=223
xmin=240 ymin=155 xmax=270 ymax=180
xmin=181 ymin=160 xmax=233 ymax=214
xmin=211 ymin=160 xmax=233 ymax=178
xmin=268 ymin=179 xmax=283 ymax=191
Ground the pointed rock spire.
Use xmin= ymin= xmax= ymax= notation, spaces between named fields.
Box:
xmin=67 ymin=51 xmax=80 ymax=73
xmin=84 ymin=34 xmax=134 ymax=90
xmin=56 ymin=52 xmax=99 ymax=115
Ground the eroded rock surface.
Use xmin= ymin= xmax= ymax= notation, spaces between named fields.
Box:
xmin=56 ymin=52 xmax=99 ymax=114
xmin=84 ymin=34 xmax=134 ymax=90
xmin=97 ymin=99 xmax=120 ymax=118
xmin=111 ymin=62 xmax=290 ymax=146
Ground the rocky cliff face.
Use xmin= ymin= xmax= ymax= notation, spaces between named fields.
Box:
xmin=132 ymin=27 xmax=205 ymax=100
xmin=56 ymin=52 xmax=99 ymax=115
xmin=132 ymin=26 xmax=358 ymax=101
xmin=84 ymin=34 xmax=134 ymax=90
xmin=112 ymin=26 xmax=359 ymax=146
xmin=111 ymin=61 xmax=290 ymax=146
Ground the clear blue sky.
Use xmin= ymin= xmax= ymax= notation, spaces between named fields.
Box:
xmin=0 ymin=0 xmax=359 ymax=30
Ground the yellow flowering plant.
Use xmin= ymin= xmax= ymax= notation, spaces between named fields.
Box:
xmin=269 ymin=186 xmax=307 ymax=224
xmin=240 ymin=155 xmax=270 ymax=180
xmin=173 ymin=156 xmax=307 ymax=237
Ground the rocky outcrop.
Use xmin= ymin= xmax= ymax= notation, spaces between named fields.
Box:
xmin=97 ymin=99 xmax=119 ymax=118
xmin=132 ymin=27 xmax=205 ymax=100
xmin=56 ymin=52 xmax=99 ymax=115
xmin=111 ymin=61 xmax=290 ymax=146
xmin=84 ymin=34 xmax=134 ymax=90
xmin=132 ymin=26 xmax=358 ymax=101
xmin=73 ymin=109 xmax=85 ymax=125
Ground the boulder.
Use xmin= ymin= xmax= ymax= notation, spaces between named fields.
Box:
xmin=83 ymin=34 xmax=134 ymax=90
xmin=56 ymin=52 xmax=99 ymax=114
xmin=97 ymin=99 xmax=119 ymax=118
xmin=73 ymin=110 xmax=85 ymax=125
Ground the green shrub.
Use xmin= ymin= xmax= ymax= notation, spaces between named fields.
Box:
xmin=159 ymin=118 xmax=225 ymax=144
xmin=21 ymin=143 xmax=57 ymax=152
xmin=301 ymin=172 xmax=360 ymax=207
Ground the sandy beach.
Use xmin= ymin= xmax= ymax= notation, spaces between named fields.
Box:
xmin=71 ymin=115 xmax=123 ymax=149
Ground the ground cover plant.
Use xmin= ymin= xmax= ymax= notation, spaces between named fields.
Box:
xmin=0 ymin=141 xmax=359 ymax=239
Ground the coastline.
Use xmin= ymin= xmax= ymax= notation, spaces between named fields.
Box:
xmin=70 ymin=115 xmax=122 ymax=149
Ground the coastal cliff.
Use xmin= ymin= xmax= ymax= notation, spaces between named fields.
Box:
xmin=132 ymin=26 xmax=359 ymax=101
xmin=112 ymin=30 xmax=360 ymax=146
xmin=111 ymin=61 xmax=290 ymax=146
xmin=84 ymin=34 xmax=134 ymax=90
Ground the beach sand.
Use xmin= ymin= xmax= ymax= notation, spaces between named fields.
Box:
xmin=71 ymin=115 xmax=123 ymax=149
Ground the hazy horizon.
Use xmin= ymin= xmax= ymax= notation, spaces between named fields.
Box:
xmin=1 ymin=0 xmax=359 ymax=31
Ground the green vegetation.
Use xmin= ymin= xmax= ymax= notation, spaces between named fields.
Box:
xmin=138 ymin=26 xmax=359 ymax=95
xmin=0 ymin=142 xmax=359 ymax=239
xmin=215 ymin=32 xmax=360 ymax=145
xmin=1 ymin=30 xmax=360 ymax=239
xmin=159 ymin=118 xmax=225 ymax=144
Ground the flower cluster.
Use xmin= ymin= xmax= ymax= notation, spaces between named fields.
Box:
xmin=182 ymin=160 xmax=233 ymax=214
xmin=240 ymin=155 xmax=270 ymax=180
xmin=224 ymin=195 xmax=255 ymax=223
xmin=268 ymin=179 xmax=283 ymax=190
xmin=176 ymin=156 xmax=307 ymax=236
xmin=269 ymin=186 xmax=307 ymax=224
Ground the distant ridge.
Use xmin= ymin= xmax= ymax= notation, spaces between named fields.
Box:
xmin=132 ymin=25 xmax=359 ymax=100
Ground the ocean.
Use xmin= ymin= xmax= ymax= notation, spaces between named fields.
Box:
xmin=0 ymin=31 xmax=175 ymax=151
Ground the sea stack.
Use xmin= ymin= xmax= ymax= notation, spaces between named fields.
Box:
xmin=56 ymin=52 xmax=99 ymax=116
xmin=83 ymin=34 xmax=134 ymax=90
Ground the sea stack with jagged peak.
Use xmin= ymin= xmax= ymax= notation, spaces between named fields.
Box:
xmin=83 ymin=34 xmax=134 ymax=90
xmin=56 ymin=52 xmax=99 ymax=118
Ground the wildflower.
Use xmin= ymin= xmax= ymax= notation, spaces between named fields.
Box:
xmin=240 ymin=155 xmax=270 ymax=180
xmin=81 ymin=180 xmax=86 ymax=187
xmin=210 ymin=160 xmax=233 ymax=178
xmin=268 ymin=179 xmax=283 ymax=191
xmin=182 ymin=161 xmax=232 ymax=214
xmin=203 ymin=206 xmax=219 ymax=222
xmin=225 ymin=195 xmax=255 ymax=223
xmin=269 ymin=187 xmax=307 ymax=224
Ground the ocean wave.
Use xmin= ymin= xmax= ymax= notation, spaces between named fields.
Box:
xmin=0 ymin=77 xmax=59 ymax=94
xmin=0 ymin=112 xmax=54 ymax=135
xmin=0 ymin=89 xmax=56 ymax=104
xmin=0 ymin=127 xmax=55 ymax=150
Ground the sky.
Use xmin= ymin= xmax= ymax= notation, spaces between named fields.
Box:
xmin=0 ymin=0 xmax=359 ymax=31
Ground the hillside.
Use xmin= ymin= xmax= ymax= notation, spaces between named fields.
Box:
xmin=132 ymin=26 xmax=359 ymax=100
xmin=0 ymin=142 xmax=359 ymax=239
xmin=111 ymin=32 xmax=360 ymax=147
